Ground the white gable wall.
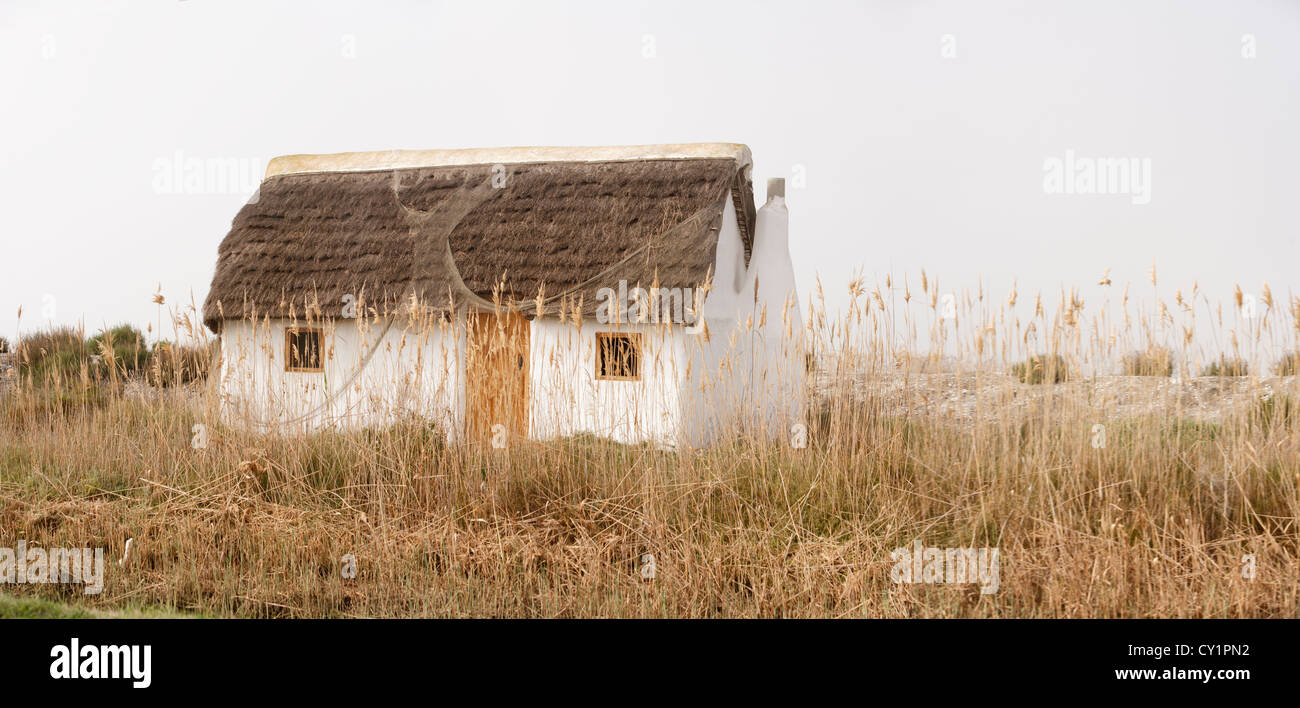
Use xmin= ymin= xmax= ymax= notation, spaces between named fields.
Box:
xmin=679 ymin=188 xmax=805 ymax=446
xmin=678 ymin=195 xmax=752 ymax=446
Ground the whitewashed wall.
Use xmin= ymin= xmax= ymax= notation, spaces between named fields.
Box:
xmin=679 ymin=188 xmax=805 ymax=446
xmin=678 ymin=196 xmax=753 ymax=446
xmin=528 ymin=318 xmax=687 ymax=446
xmin=217 ymin=316 xmax=461 ymax=434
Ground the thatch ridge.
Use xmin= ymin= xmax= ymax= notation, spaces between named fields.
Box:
xmin=265 ymin=143 xmax=752 ymax=178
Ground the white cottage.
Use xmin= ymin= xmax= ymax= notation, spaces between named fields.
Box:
xmin=202 ymin=143 xmax=803 ymax=447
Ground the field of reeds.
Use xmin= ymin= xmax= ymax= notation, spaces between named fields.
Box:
xmin=2 ymin=271 xmax=1298 ymax=618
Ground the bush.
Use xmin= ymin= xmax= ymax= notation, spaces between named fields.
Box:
xmin=86 ymin=324 xmax=151 ymax=378
xmin=1012 ymin=353 xmax=1068 ymax=384
xmin=11 ymin=324 xmax=213 ymax=388
xmin=1202 ymin=356 xmax=1248 ymax=377
xmin=15 ymin=327 xmax=89 ymax=381
xmin=1122 ymin=347 xmax=1173 ymax=377
xmin=16 ymin=324 xmax=157 ymax=383
xmin=1274 ymin=352 xmax=1300 ymax=376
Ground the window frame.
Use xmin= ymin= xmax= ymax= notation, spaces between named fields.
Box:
xmin=284 ymin=327 xmax=325 ymax=373
xmin=594 ymin=331 xmax=643 ymax=382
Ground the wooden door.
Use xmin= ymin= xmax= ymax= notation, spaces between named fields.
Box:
xmin=465 ymin=310 xmax=530 ymax=443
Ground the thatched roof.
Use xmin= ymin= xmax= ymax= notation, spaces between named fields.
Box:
xmin=202 ymin=144 xmax=755 ymax=332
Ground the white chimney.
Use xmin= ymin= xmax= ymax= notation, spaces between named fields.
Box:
xmin=766 ymin=177 xmax=785 ymax=203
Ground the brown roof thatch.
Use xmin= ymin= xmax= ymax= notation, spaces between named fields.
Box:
xmin=202 ymin=144 xmax=755 ymax=332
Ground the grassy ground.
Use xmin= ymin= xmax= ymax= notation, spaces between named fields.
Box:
xmin=1 ymin=379 xmax=1296 ymax=617
xmin=2 ymin=281 xmax=1298 ymax=617
xmin=0 ymin=593 xmax=101 ymax=619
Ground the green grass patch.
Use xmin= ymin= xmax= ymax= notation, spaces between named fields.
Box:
xmin=0 ymin=592 xmax=197 ymax=619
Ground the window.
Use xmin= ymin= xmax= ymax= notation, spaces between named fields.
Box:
xmin=596 ymin=332 xmax=641 ymax=381
xmin=285 ymin=328 xmax=323 ymax=373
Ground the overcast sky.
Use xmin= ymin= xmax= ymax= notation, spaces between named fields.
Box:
xmin=2 ymin=0 xmax=1297 ymax=351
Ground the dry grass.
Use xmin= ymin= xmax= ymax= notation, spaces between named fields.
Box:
xmin=1121 ymin=346 xmax=1174 ymax=377
xmin=1 ymin=274 xmax=1299 ymax=617
xmin=1203 ymin=356 xmax=1250 ymax=378
xmin=1276 ymin=351 xmax=1300 ymax=377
